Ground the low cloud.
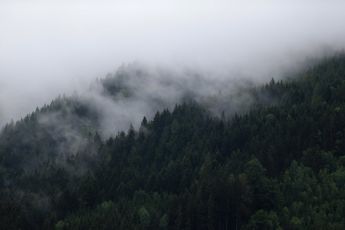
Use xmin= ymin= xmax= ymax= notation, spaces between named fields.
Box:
xmin=0 ymin=0 xmax=345 ymax=126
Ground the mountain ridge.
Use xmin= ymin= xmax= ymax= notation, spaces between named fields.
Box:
xmin=1 ymin=54 xmax=345 ymax=229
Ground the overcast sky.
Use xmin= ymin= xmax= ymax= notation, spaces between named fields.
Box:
xmin=1 ymin=0 xmax=345 ymax=125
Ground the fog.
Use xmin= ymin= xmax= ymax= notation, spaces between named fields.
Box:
xmin=1 ymin=0 xmax=345 ymax=126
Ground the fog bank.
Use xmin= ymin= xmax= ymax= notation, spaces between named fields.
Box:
xmin=1 ymin=0 xmax=345 ymax=126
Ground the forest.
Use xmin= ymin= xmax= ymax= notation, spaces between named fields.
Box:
xmin=1 ymin=54 xmax=345 ymax=229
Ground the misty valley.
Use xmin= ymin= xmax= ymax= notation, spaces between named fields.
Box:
xmin=0 ymin=55 xmax=345 ymax=229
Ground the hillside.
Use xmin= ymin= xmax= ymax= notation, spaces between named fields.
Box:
xmin=1 ymin=55 xmax=345 ymax=229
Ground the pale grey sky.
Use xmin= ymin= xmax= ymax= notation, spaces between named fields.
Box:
xmin=1 ymin=0 xmax=345 ymax=125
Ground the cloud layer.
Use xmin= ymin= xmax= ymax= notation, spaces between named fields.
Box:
xmin=1 ymin=0 xmax=345 ymax=125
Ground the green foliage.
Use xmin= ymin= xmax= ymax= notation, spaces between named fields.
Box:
xmin=245 ymin=210 xmax=281 ymax=230
xmin=2 ymin=54 xmax=345 ymax=229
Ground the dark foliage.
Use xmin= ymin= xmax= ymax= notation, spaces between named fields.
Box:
xmin=1 ymin=55 xmax=345 ymax=229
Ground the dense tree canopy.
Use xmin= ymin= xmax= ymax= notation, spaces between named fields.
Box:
xmin=1 ymin=55 xmax=345 ymax=229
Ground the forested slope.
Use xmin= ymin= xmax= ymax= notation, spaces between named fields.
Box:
xmin=1 ymin=55 xmax=345 ymax=229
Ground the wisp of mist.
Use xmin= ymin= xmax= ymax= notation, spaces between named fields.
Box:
xmin=1 ymin=0 xmax=345 ymax=132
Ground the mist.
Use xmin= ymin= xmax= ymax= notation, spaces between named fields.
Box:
xmin=1 ymin=0 xmax=345 ymax=127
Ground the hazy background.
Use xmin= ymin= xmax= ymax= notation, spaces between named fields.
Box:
xmin=1 ymin=0 xmax=345 ymax=126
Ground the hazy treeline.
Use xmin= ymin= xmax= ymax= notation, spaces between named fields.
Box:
xmin=1 ymin=55 xmax=345 ymax=229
